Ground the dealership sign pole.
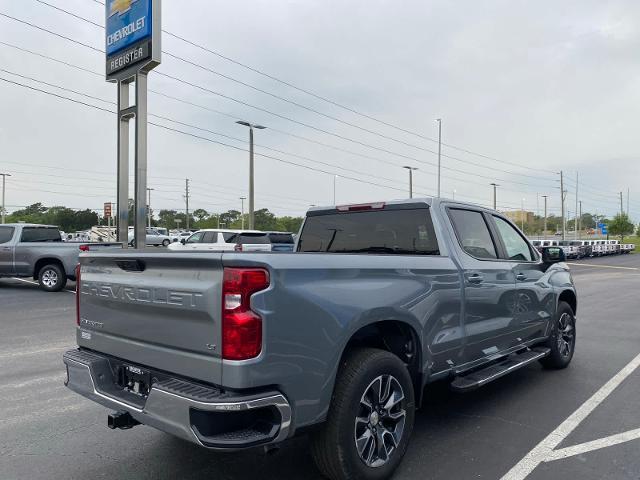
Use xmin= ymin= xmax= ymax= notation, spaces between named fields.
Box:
xmin=105 ymin=0 xmax=161 ymax=248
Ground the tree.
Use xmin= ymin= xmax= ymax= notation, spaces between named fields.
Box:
xmin=219 ymin=210 xmax=241 ymax=228
xmin=193 ymin=208 xmax=209 ymax=222
xmin=253 ymin=208 xmax=278 ymax=231
xmin=276 ymin=216 xmax=303 ymax=233
xmin=607 ymin=213 xmax=634 ymax=241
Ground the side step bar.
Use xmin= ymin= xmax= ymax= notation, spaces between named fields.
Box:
xmin=451 ymin=347 xmax=550 ymax=392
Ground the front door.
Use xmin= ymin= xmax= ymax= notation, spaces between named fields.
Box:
xmin=0 ymin=226 xmax=16 ymax=274
xmin=447 ymin=208 xmax=519 ymax=368
xmin=491 ymin=215 xmax=550 ymax=343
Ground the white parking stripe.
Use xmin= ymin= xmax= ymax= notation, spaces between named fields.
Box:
xmin=566 ymin=263 xmax=639 ymax=271
xmin=501 ymin=352 xmax=640 ymax=480
xmin=545 ymin=428 xmax=640 ymax=461
xmin=10 ymin=277 xmax=76 ymax=293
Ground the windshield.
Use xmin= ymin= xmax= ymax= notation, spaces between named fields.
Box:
xmin=268 ymin=233 xmax=294 ymax=244
xmin=226 ymin=233 xmax=270 ymax=244
xmin=298 ymin=208 xmax=439 ymax=255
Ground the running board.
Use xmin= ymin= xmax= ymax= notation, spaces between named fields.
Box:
xmin=451 ymin=348 xmax=550 ymax=392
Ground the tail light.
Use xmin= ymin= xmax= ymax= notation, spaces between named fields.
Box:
xmin=75 ymin=263 xmax=81 ymax=326
xmin=234 ymin=243 xmax=243 ymax=252
xmin=222 ymin=267 xmax=269 ymax=360
xmin=79 ymin=245 xmax=90 ymax=252
xmin=336 ymin=202 xmax=385 ymax=212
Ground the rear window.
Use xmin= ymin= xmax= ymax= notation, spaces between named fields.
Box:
xmin=0 ymin=226 xmax=15 ymax=244
xmin=297 ymin=208 xmax=439 ymax=255
xmin=20 ymin=227 xmax=61 ymax=242
xmin=268 ymin=233 xmax=294 ymax=244
xmin=226 ymin=233 xmax=270 ymax=245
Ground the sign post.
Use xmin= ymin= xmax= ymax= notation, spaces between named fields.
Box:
xmin=105 ymin=0 xmax=161 ymax=248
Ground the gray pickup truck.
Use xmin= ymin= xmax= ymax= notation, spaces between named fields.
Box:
xmin=63 ymin=199 xmax=576 ymax=480
xmin=0 ymin=223 xmax=120 ymax=292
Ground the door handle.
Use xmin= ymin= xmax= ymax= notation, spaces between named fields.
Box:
xmin=516 ymin=273 xmax=527 ymax=281
xmin=467 ymin=273 xmax=484 ymax=284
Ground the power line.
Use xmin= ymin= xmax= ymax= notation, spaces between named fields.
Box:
xmin=8 ymin=7 xmax=558 ymax=184
xmin=85 ymin=0 xmax=557 ymax=175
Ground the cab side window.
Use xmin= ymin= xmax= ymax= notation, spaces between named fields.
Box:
xmin=0 ymin=226 xmax=14 ymax=244
xmin=449 ymin=209 xmax=497 ymax=259
xmin=185 ymin=232 xmax=204 ymax=244
xmin=493 ymin=216 xmax=534 ymax=261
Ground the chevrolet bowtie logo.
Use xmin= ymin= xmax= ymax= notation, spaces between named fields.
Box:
xmin=109 ymin=0 xmax=138 ymax=18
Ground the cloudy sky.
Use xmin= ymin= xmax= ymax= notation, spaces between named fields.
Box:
xmin=0 ymin=0 xmax=639 ymax=221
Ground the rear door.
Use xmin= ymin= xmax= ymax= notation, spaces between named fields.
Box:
xmin=0 ymin=226 xmax=16 ymax=274
xmin=490 ymin=215 xmax=550 ymax=343
xmin=447 ymin=208 xmax=519 ymax=367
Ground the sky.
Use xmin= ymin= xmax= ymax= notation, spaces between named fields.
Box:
xmin=0 ymin=0 xmax=639 ymax=221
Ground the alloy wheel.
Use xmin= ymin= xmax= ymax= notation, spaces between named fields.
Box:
xmin=557 ymin=312 xmax=575 ymax=357
xmin=354 ymin=375 xmax=406 ymax=468
xmin=41 ymin=269 xmax=58 ymax=288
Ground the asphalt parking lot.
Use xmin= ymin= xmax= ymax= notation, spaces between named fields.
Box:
xmin=1 ymin=255 xmax=639 ymax=480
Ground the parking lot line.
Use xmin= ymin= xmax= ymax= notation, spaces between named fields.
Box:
xmin=501 ymin=352 xmax=640 ymax=480
xmin=10 ymin=277 xmax=76 ymax=293
xmin=545 ymin=427 xmax=640 ymax=462
xmin=566 ymin=263 xmax=639 ymax=271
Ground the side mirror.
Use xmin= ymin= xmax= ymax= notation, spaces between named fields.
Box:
xmin=542 ymin=246 xmax=565 ymax=264
xmin=181 ymin=238 xmax=186 ymax=245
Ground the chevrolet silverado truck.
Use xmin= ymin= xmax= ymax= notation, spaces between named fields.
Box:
xmin=63 ymin=199 xmax=576 ymax=480
xmin=0 ymin=223 xmax=120 ymax=292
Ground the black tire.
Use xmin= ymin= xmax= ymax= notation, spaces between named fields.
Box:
xmin=162 ymin=239 xmax=170 ymax=247
xmin=540 ymin=301 xmax=576 ymax=369
xmin=311 ymin=348 xmax=415 ymax=480
xmin=38 ymin=263 xmax=67 ymax=292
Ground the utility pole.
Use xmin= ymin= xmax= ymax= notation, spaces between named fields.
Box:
xmin=620 ymin=191 xmax=624 ymax=215
xmin=627 ymin=187 xmax=630 ymax=216
xmin=185 ymin=179 xmax=190 ymax=230
xmin=574 ymin=172 xmax=578 ymax=240
xmin=490 ymin=183 xmax=499 ymax=210
xmin=578 ymin=200 xmax=582 ymax=235
xmin=146 ymin=187 xmax=154 ymax=228
xmin=560 ymin=170 xmax=565 ymax=241
xmin=521 ymin=198 xmax=525 ymax=232
xmin=403 ymin=166 xmax=418 ymax=198
xmin=333 ymin=175 xmax=337 ymax=205
xmin=0 ymin=173 xmax=10 ymax=224
xmin=542 ymin=195 xmax=548 ymax=238
xmin=239 ymin=196 xmax=246 ymax=229
xmin=235 ymin=121 xmax=266 ymax=229
xmin=436 ymin=118 xmax=442 ymax=197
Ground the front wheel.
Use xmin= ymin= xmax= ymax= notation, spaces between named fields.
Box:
xmin=38 ymin=264 xmax=67 ymax=292
xmin=311 ymin=348 xmax=415 ymax=480
xmin=162 ymin=239 xmax=170 ymax=247
xmin=540 ymin=301 xmax=576 ymax=369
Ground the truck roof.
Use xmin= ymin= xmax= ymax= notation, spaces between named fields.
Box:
xmin=306 ymin=198 xmax=494 ymax=216
xmin=2 ymin=223 xmax=58 ymax=228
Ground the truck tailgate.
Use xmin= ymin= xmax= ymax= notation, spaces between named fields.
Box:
xmin=77 ymin=250 xmax=224 ymax=385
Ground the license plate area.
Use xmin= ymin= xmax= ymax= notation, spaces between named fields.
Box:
xmin=116 ymin=364 xmax=152 ymax=397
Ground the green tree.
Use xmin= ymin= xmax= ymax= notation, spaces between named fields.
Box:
xmin=253 ymin=208 xmax=278 ymax=231
xmin=275 ymin=216 xmax=304 ymax=233
xmin=219 ymin=209 xmax=241 ymax=228
xmin=193 ymin=208 xmax=209 ymax=222
xmin=607 ymin=213 xmax=635 ymax=241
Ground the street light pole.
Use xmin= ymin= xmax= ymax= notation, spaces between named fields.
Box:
xmin=333 ymin=175 xmax=337 ymax=204
xmin=239 ymin=196 xmax=246 ymax=229
xmin=436 ymin=118 xmax=442 ymax=197
xmin=402 ymin=166 xmax=418 ymax=198
xmin=490 ymin=183 xmax=499 ymax=210
xmin=0 ymin=173 xmax=10 ymax=224
xmin=146 ymin=187 xmax=154 ymax=228
xmin=542 ymin=195 xmax=548 ymax=238
xmin=236 ymin=121 xmax=266 ymax=229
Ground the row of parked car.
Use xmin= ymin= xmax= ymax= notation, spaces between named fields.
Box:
xmin=530 ymin=238 xmax=635 ymax=259
xmin=167 ymin=229 xmax=295 ymax=252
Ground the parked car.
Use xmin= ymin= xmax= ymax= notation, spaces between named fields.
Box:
xmin=0 ymin=224 xmax=120 ymax=291
xmin=127 ymin=227 xmax=171 ymax=247
xmin=266 ymin=231 xmax=295 ymax=252
xmin=64 ymin=199 xmax=575 ymax=480
xmin=168 ymin=229 xmax=272 ymax=252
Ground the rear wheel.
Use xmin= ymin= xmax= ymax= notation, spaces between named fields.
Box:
xmin=162 ymin=239 xmax=170 ymax=247
xmin=38 ymin=264 xmax=67 ymax=292
xmin=311 ymin=348 xmax=415 ymax=480
xmin=540 ymin=301 xmax=576 ymax=369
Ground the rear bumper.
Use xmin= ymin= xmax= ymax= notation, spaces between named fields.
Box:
xmin=63 ymin=349 xmax=292 ymax=450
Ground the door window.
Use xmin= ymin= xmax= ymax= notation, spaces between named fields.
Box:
xmin=185 ymin=232 xmax=204 ymax=244
xmin=449 ymin=209 xmax=497 ymax=259
xmin=0 ymin=226 xmax=14 ymax=244
xmin=201 ymin=231 xmax=218 ymax=243
xmin=493 ymin=216 xmax=534 ymax=261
